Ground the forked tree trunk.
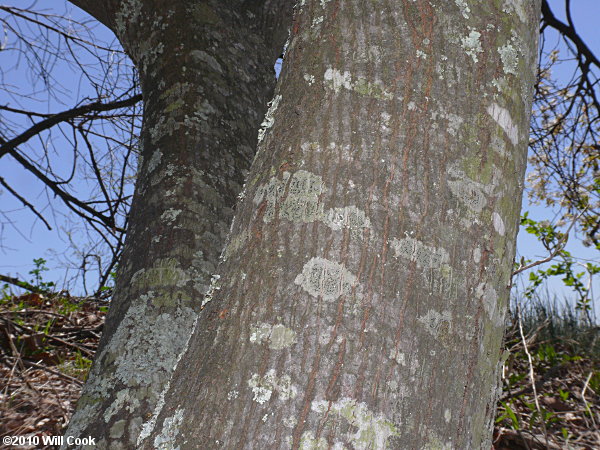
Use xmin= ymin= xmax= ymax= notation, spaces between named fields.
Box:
xmin=138 ymin=0 xmax=541 ymax=448
xmin=64 ymin=0 xmax=293 ymax=447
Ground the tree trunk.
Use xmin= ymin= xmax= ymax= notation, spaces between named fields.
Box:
xmin=139 ymin=0 xmax=541 ymax=448
xmin=64 ymin=0 xmax=293 ymax=447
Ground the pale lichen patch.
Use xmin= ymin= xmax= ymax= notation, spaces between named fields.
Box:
xmin=417 ymin=309 xmax=452 ymax=338
xmin=249 ymin=323 xmax=296 ymax=350
xmin=389 ymin=349 xmax=406 ymax=366
xmin=476 ymin=282 xmax=504 ymax=327
xmin=109 ymin=420 xmax=127 ymax=439
xmin=311 ymin=397 xmax=399 ymax=449
xmin=455 ymin=0 xmax=471 ymax=19
xmin=254 ymin=170 xmax=324 ymax=223
xmin=153 ymin=408 xmax=184 ymax=450
xmin=294 ymin=257 xmax=358 ymax=301
xmin=201 ymin=274 xmax=221 ymax=307
xmin=498 ymin=43 xmax=519 ymax=76
xmin=130 ymin=258 xmax=190 ymax=293
xmin=147 ymin=150 xmax=162 ymax=173
xmin=461 ymin=29 xmax=482 ymax=63
xmin=447 ymin=178 xmax=488 ymax=213
xmin=324 ymin=206 xmax=371 ymax=238
xmin=323 ymin=68 xmax=393 ymax=100
xmin=299 ymin=431 xmax=328 ymax=449
xmin=257 ymin=95 xmax=282 ymax=144
xmin=102 ymin=302 xmax=196 ymax=386
xmin=247 ymin=370 xmax=297 ymax=404
xmin=492 ymin=212 xmax=506 ymax=236
xmin=190 ymin=50 xmax=223 ymax=74
xmin=502 ymin=0 xmax=527 ymax=23
xmin=104 ymin=389 xmax=140 ymax=423
xmin=160 ymin=209 xmax=182 ymax=224
xmin=487 ymin=103 xmax=520 ymax=146
xmin=390 ymin=237 xmax=449 ymax=269
xmin=303 ymin=74 xmax=315 ymax=85
xmin=444 ymin=409 xmax=452 ymax=423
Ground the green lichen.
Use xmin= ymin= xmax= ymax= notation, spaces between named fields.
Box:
xmin=323 ymin=67 xmax=393 ymax=100
xmin=299 ymin=431 xmax=328 ymax=450
xmin=311 ymin=397 xmax=399 ymax=449
xmin=109 ymin=420 xmax=127 ymax=439
xmin=249 ymin=323 xmax=296 ymax=350
xmin=164 ymin=98 xmax=185 ymax=113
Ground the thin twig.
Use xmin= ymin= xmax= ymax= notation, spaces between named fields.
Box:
xmin=517 ymin=304 xmax=549 ymax=448
xmin=581 ymin=371 xmax=598 ymax=428
xmin=512 ymin=208 xmax=587 ymax=277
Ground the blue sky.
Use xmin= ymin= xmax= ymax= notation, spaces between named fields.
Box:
xmin=0 ymin=1 xmax=598 ymax=315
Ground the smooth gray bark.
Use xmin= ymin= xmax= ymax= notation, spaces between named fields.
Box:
xmin=64 ymin=1 xmax=293 ymax=448
xmin=140 ymin=0 xmax=541 ymax=448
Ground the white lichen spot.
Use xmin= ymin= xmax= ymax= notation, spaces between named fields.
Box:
xmin=324 ymin=206 xmax=371 ymax=238
xmin=299 ymin=431 xmax=328 ymax=450
xmin=323 ymin=68 xmax=393 ymax=100
xmin=153 ymin=408 xmax=184 ymax=450
xmin=294 ymin=257 xmax=358 ymax=301
xmin=324 ymin=67 xmax=352 ymax=91
xmin=444 ymin=408 xmax=452 ymax=423
xmin=227 ymin=390 xmax=239 ymax=401
xmin=492 ymin=212 xmax=505 ymax=236
xmin=390 ymin=237 xmax=449 ymax=269
xmin=147 ymin=150 xmax=162 ymax=173
xmin=473 ymin=247 xmax=482 ymax=263
xmin=310 ymin=397 xmax=398 ymax=449
xmin=447 ymin=178 xmax=488 ymax=213
xmin=461 ymin=29 xmax=482 ymax=63
xmin=283 ymin=416 xmax=297 ymax=428
xmin=104 ymin=389 xmax=140 ymax=423
xmin=160 ymin=209 xmax=182 ymax=224
xmin=476 ymin=282 xmax=504 ymax=326
xmin=498 ymin=43 xmax=519 ymax=75
xmin=446 ymin=113 xmax=464 ymax=137
xmin=455 ymin=0 xmax=471 ymax=19
xmin=249 ymin=323 xmax=296 ymax=350
xmin=312 ymin=16 xmax=323 ymax=27
xmin=257 ymin=94 xmax=282 ymax=145
xmin=389 ymin=349 xmax=406 ymax=366
xmin=417 ymin=309 xmax=452 ymax=338
xmin=487 ymin=103 xmax=519 ymax=146
xmin=190 ymin=50 xmax=223 ymax=73
xmin=416 ymin=49 xmax=427 ymax=59
xmin=130 ymin=259 xmax=191 ymax=294
xmin=381 ymin=112 xmax=391 ymax=130
xmin=201 ymin=274 xmax=221 ymax=307
xmin=502 ymin=0 xmax=527 ymax=23
xmin=303 ymin=74 xmax=315 ymax=85
xmin=253 ymin=170 xmax=324 ymax=223
xmin=248 ymin=370 xmax=297 ymax=404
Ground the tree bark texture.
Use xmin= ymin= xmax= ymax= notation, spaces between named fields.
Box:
xmin=139 ymin=0 xmax=541 ymax=448
xmin=64 ymin=1 xmax=294 ymax=447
